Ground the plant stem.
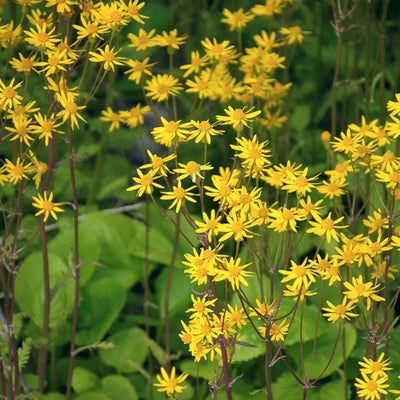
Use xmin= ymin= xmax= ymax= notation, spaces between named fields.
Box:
xmin=65 ymin=123 xmax=81 ymax=400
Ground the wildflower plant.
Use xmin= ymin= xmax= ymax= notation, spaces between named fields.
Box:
xmin=0 ymin=0 xmax=400 ymax=400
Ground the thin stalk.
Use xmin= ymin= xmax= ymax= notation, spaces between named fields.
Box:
xmin=164 ymin=214 xmax=180 ymax=366
xmin=65 ymin=123 xmax=81 ymax=400
xmin=37 ymin=217 xmax=51 ymax=393
xmin=378 ymin=0 xmax=389 ymax=123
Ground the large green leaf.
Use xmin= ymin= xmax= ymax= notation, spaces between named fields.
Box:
xmin=179 ymin=360 xmax=214 ymax=380
xmin=155 ymin=266 xmax=191 ymax=318
xmin=232 ymin=322 xmax=265 ymax=363
xmin=75 ymin=392 xmax=110 ymax=400
xmin=99 ymin=328 xmax=148 ymax=373
xmin=280 ymin=302 xmax=330 ymax=346
xmin=286 ymin=324 xmax=357 ymax=379
xmin=72 ymin=367 xmax=100 ymax=394
xmin=15 ymin=251 xmax=74 ymax=329
xmin=76 ymin=279 xmax=126 ymax=345
xmin=308 ymin=379 xmax=350 ymax=400
xmin=100 ymin=375 xmax=138 ymax=400
xmin=80 ymin=213 xmax=141 ymax=288
xmin=48 ymin=227 xmax=100 ymax=286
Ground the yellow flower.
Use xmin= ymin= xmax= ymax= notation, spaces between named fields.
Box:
xmin=322 ymin=296 xmax=358 ymax=323
xmin=343 ymin=275 xmax=385 ymax=310
xmin=32 ymin=191 xmax=65 ymax=222
xmin=230 ymin=134 xmax=271 ymax=169
xmin=154 ymin=367 xmax=188 ymax=396
xmin=0 ymin=78 xmax=23 ymax=110
xmin=124 ymin=57 xmax=156 ymax=84
xmin=180 ymin=51 xmax=209 ymax=78
xmin=281 ymin=167 xmax=318 ymax=197
xmin=151 ymin=117 xmax=191 ymax=147
xmin=375 ymin=166 xmax=400 ymax=190
xmin=195 ymin=209 xmax=222 ymax=241
xmin=140 ymin=150 xmax=176 ymax=177
xmin=73 ymin=16 xmax=108 ymax=41
xmin=260 ymin=319 xmax=289 ymax=342
xmin=279 ymin=258 xmax=317 ymax=289
xmin=279 ymin=26 xmax=311 ymax=45
xmin=387 ymin=93 xmax=400 ymax=116
xmin=100 ymin=107 xmax=123 ymax=132
xmin=123 ymin=0 xmax=148 ymax=24
xmin=201 ymin=37 xmax=238 ymax=64
xmin=188 ymin=120 xmax=223 ymax=144
xmin=119 ymin=103 xmax=151 ymax=129
xmin=226 ymin=304 xmax=247 ymax=328
xmin=126 ymin=169 xmax=163 ymax=197
xmin=92 ymin=2 xmax=129 ymax=28
xmin=89 ymin=44 xmax=125 ymax=71
xmin=56 ymin=90 xmax=86 ymax=130
xmin=3 ymin=157 xmax=31 ymax=184
xmin=283 ymin=281 xmax=317 ymax=302
xmin=144 ymin=74 xmax=182 ymax=102
xmin=186 ymin=294 xmax=217 ymax=319
xmin=45 ymin=0 xmax=77 ymax=14
xmin=359 ymin=353 xmax=392 ymax=380
xmin=268 ymin=206 xmax=303 ymax=232
xmin=127 ymin=28 xmax=156 ymax=51
xmin=182 ymin=247 xmax=218 ymax=285
xmin=26 ymin=151 xmax=48 ymax=189
xmin=221 ymin=8 xmax=254 ymax=31
xmin=154 ymin=29 xmax=187 ymax=51
xmin=9 ymin=53 xmax=41 ymax=73
xmin=6 ymin=116 xmax=34 ymax=146
xmin=218 ymin=213 xmax=256 ymax=242
xmin=354 ymin=373 xmax=389 ymax=400
xmin=160 ymin=181 xmax=197 ymax=213
xmin=317 ymin=177 xmax=347 ymax=199
xmin=214 ymin=257 xmax=252 ymax=290
xmin=331 ymin=128 xmax=362 ymax=154
xmin=251 ymin=0 xmax=283 ymax=17
xmin=216 ymin=106 xmax=261 ymax=130
xmin=24 ymin=23 xmax=60 ymax=50
xmin=37 ymin=49 xmax=74 ymax=76
xmin=306 ymin=212 xmax=347 ymax=243
xmin=174 ymin=161 xmax=213 ymax=182
xmin=298 ymin=196 xmax=324 ymax=219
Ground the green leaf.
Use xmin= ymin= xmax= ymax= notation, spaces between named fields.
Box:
xmin=179 ymin=360 xmax=214 ymax=380
xmin=18 ymin=338 xmax=32 ymax=371
xmin=286 ymin=324 xmax=357 ymax=379
xmin=15 ymin=252 xmax=74 ymax=329
xmin=280 ymin=302 xmax=330 ymax=346
xmin=141 ymin=335 xmax=167 ymax=365
xmin=231 ymin=322 xmax=265 ymax=362
xmin=75 ymin=392 xmax=111 ymax=400
xmin=99 ymin=328 xmax=148 ymax=373
xmin=155 ymin=266 xmax=191 ymax=318
xmin=273 ymin=372 xmax=304 ymax=400
xmin=308 ymin=379 xmax=350 ymax=400
xmin=80 ymin=213 xmax=141 ymax=288
xmin=72 ymin=367 xmax=100 ymax=394
xmin=76 ymin=279 xmax=126 ymax=345
xmin=100 ymin=375 xmax=138 ymax=400
xmin=48 ymin=227 xmax=100 ymax=286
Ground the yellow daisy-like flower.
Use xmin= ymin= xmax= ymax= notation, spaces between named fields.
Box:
xmin=32 ymin=191 xmax=65 ymax=222
xmin=216 ymin=106 xmax=261 ymax=130
xmin=154 ymin=29 xmax=187 ymax=51
xmin=306 ymin=212 xmax=347 ymax=243
xmin=140 ymin=150 xmax=176 ymax=177
xmin=186 ymin=294 xmax=217 ymax=319
xmin=123 ymin=0 xmax=148 ymax=24
xmin=279 ymin=26 xmax=311 ymax=45
xmin=151 ymin=117 xmax=191 ymax=147
xmin=195 ymin=209 xmax=222 ymax=241
xmin=322 ymin=296 xmax=358 ymax=323
xmin=3 ymin=157 xmax=31 ymax=184
xmin=24 ymin=23 xmax=60 ymax=50
xmin=45 ymin=0 xmax=77 ymax=14
xmin=56 ymin=90 xmax=86 ymax=130
xmin=126 ymin=169 xmax=163 ymax=197
xmin=180 ymin=51 xmax=209 ymax=78
xmin=221 ymin=8 xmax=254 ymax=32
xmin=89 ymin=44 xmax=125 ymax=71
xmin=127 ymin=28 xmax=156 ymax=51
xmin=100 ymin=107 xmax=123 ymax=132
xmin=119 ymin=103 xmax=151 ymax=129
xmin=144 ymin=74 xmax=182 ymax=102
xmin=73 ymin=16 xmax=108 ymax=41
xmin=214 ymin=257 xmax=252 ymax=290
xmin=343 ymin=275 xmax=385 ymax=310
xmin=153 ymin=367 xmax=188 ymax=396
xmin=317 ymin=177 xmax=347 ymax=199
xmin=354 ymin=373 xmax=389 ymax=400
xmin=9 ymin=53 xmax=41 ymax=73
xmin=6 ymin=116 xmax=34 ymax=146
xmin=174 ymin=161 xmax=213 ymax=182
xmin=124 ymin=57 xmax=156 ymax=84
xmin=260 ymin=319 xmax=289 ymax=342
xmin=188 ymin=120 xmax=223 ymax=144
xmin=268 ymin=206 xmax=304 ymax=232
xmin=160 ymin=181 xmax=197 ymax=213
xmin=218 ymin=213 xmax=256 ymax=242
xmin=359 ymin=353 xmax=392 ymax=380
xmin=0 ymin=78 xmax=23 ymax=110
xmin=279 ymin=258 xmax=317 ymax=289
